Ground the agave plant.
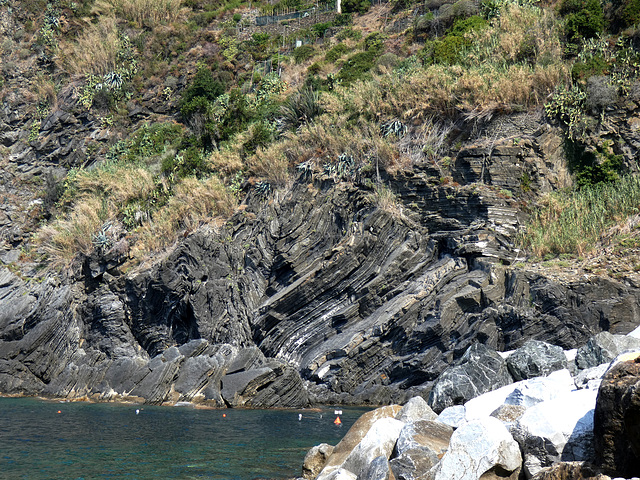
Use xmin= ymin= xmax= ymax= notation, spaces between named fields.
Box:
xmin=278 ymin=88 xmax=324 ymax=132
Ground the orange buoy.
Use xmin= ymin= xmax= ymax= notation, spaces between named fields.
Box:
xmin=223 ymin=413 xmax=226 ymax=417
xmin=57 ymin=410 xmax=61 ymax=414
xmin=334 ymin=416 xmax=342 ymax=425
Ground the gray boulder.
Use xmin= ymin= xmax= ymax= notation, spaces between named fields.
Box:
xmin=396 ymin=396 xmax=437 ymax=423
xmin=506 ymin=340 xmax=567 ymax=381
xmin=303 ymin=443 xmax=334 ymax=479
xmin=357 ymin=455 xmax=394 ymax=480
xmin=340 ymin=417 xmax=405 ymax=477
xmin=574 ymin=363 xmax=608 ymax=391
xmin=389 ymin=449 xmax=439 ymax=480
xmin=575 ymin=332 xmax=640 ymax=370
xmin=428 ymin=343 xmax=513 ymax=413
xmin=317 ymin=405 xmax=402 ymax=480
xmin=394 ymin=420 xmax=453 ymax=458
xmin=429 ymin=416 xmax=522 ymax=480
xmin=390 ymin=420 xmax=453 ymax=480
xmin=436 ymin=405 xmax=466 ymax=428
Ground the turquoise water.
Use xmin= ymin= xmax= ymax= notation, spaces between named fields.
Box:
xmin=0 ymin=397 xmax=369 ymax=480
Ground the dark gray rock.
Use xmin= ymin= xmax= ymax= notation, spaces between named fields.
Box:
xmin=389 ymin=449 xmax=439 ymax=480
xmin=357 ymin=455 xmax=394 ymax=480
xmin=576 ymin=332 xmax=640 ymax=370
xmin=2 ymin=108 xmax=640 ymax=407
xmin=428 ymin=343 xmax=513 ymax=413
xmin=593 ymin=353 xmax=640 ymax=477
xmin=506 ymin=340 xmax=567 ymax=381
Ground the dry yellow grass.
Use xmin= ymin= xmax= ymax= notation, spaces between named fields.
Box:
xmin=132 ymin=176 xmax=237 ymax=255
xmin=62 ymin=16 xmax=120 ymax=76
xmin=322 ymin=4 xmax=567 ymax=122
xmin=93 ymin=0 xmax=187 ymax=27
xmin=38 ymin=197 xmax=107 ymax=269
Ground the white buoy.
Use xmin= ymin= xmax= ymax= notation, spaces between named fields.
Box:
xmin=136 ymin=409 xmax=140 ymax=415
xmin=298 ymin=413 xmax=302 ymax=421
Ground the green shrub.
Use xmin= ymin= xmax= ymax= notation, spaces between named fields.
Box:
xmin=325 ymin=43 xmax=350 ymax=62
xmin=312 ymin=21 xmax=333 ymax=37
xmin=242 ymin=121 xmax=276 ymax=154
xmin=363 ymin=32 xmax=386 ymax=53
xmin=251 ymin=32 xmax=271 ymax=47
xmin=181 ymin=66 xmax=225 ymax=112
xmin=336 ymin=27 xmax=362 ymax=41
xmin=566 ymin=139 xmax=623 ymax=188
xmin=609 ymin=0 xmax=640 ymax=31
xmin=571 ymin=55 xmax=609 ymax=82
xmin=162 ymin=146 xmax=210 ymax=179
xmin=126 ymin=123 xmax=185 ymax=162
xmin=342 ymin=0 xmax=372 ymax=13
xmin=421 ymin=15 xmax=487 ymax=64
xmin=308 ymin=62 xmax=323 ymax=74
xmin=447 ymin=14 xmax=487 ymax=35
xmin=433 ymin=35 xmax=467 ymax=64
xmin=337 ymin=50 xmax=378 ymax=84
xmin=293 ymin=44 xmax=315 ymax=63
xmin=559 ymin=0 xmax=605 ymax=42
xmin=333 ymin=13 xmax=353 ymax=25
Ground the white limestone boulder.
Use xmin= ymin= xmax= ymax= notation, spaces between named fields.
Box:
xmin=464 ymin=369 xmax=574 ymax=421
xmin=316 ymin=405 xmax=402 ymax=480
xmin=511 ymin=388 xmax=597 ymax=479
xmin=429 ymin=416 xmax=522 ymax=480
xmin=340 ymin=417 xmax=405 ymax=477
xmin=436 ymin=405 xmax=466 ymax=428
xmin=396 ymin=396 xmax=437 ymax=423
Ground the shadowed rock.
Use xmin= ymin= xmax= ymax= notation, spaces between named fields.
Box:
xmin=593 ymin=353 xmax=640 ymax=477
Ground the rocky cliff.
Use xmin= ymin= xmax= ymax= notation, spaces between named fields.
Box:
xmin=2 ymin=0 xmax=640 ymax=409
xmin=2 ymin=103 xmax=640 ymax=407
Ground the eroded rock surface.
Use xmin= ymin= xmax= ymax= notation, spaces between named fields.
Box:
xmin=593 ymin=354 xmax=640 ymax=477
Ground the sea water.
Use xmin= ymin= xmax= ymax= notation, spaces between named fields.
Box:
xmin=0 ymin=397 xmax=370 ymax=480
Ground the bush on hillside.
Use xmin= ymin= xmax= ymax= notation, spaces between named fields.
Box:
xmin=180 ymin=66 xmax=225 ymax=117
xmin=608 ymin=0 xmax=640 ymax=32
xmin=293 ymin=45 xmax=315 ymax=64
xmin=325 ymin=43 xmax=350 ymax=63
xmin=342 ymin=0 xmax=372 ymax=14
xmin=559 ymin=0 xmax=605 ymax=42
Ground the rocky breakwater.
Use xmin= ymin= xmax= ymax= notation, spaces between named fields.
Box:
xmin=301 ymin=328 xmax=640 ymax=480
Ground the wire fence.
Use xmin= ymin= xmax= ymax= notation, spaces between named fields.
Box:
xmin=256 ymin=1 xmax=336 ymax=25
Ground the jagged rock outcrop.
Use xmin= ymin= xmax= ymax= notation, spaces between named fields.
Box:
xmin=593 ymin=352 xmax=640 ymax=477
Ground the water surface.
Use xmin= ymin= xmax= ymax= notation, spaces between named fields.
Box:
xmin=0 ymin=397 xmax=370 ymax=480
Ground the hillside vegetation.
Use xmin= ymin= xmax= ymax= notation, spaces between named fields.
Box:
xmin=2 ymin=0 xmax=640 ymax=271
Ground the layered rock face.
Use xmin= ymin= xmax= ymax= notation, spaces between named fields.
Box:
xmin=2 ymin=156 xmax=640 ymax=406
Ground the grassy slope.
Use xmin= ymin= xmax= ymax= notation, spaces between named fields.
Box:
xmin=2 ymin=0 xmax=640 ymax=274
